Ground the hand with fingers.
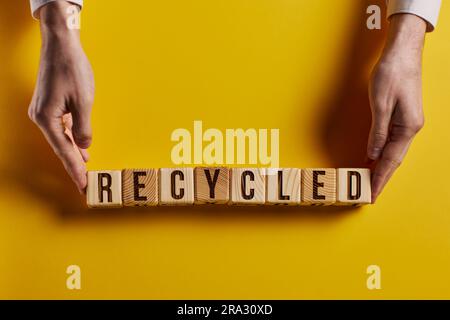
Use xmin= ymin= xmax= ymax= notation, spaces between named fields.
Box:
xmin=368 ymin=14 xmax=427 ymax=203
xmin=28 ymin=1 xmax=94 ymax=193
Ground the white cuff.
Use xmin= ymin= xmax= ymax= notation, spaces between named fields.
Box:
xmin=387 ymin=0 xmax=442 ymax=32
xmin=30 ymin=0 xmax=83 ymax=19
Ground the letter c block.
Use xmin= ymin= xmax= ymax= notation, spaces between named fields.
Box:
xmin=230 ymin=168 xmax=266 ymax=205
xmin=159 ymin=168 xmax=194 ymax=205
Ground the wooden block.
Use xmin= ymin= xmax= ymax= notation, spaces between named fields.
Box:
xmin=302 ymin=168 xmax=336 ymax=206
xmin=194 ymin=167 xmax=229 ymax=204
xmin=159 ymin=168 xmax=194 ymax=205
xmin=87 ymin=170 xmax=123 ymax=208
xmin=266 ymin=168 xmax=301 ymax=205
xmin=230 ymin=168 xmax=266 ymax=205
xmin=336 ymin=168 xmax=371 ymax=205
xmin=122 ymin=169 xmax=158 ymax=206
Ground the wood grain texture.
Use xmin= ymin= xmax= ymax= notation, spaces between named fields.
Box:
xmin=122 ymin=169 xmax=158 ymax=206
xmin=159 ymin=168 xmax=194 ymax=205
xmin=194 ymin=167 xmax=229 ymax=204
xmin=87 ymin=170 xmax=123 ymax=208
xmin=302 ymin=168 xmax=336 ymax=206
xmin=266 ymin=168 xmax=301 ymax=205
xmin=230 ymin=168 xmax=266 ymax=205
xmin=336 ymin=168 xmax=371 ymax=205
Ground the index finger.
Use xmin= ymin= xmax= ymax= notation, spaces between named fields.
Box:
xmin=371 ymin=134 xmax=413 ymax=203
xmin=37 ymin=116 xmax=87 ymax=193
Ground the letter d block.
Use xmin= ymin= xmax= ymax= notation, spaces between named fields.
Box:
xmin=87 ymin=170 xmax=123 ymax=208
xmin=194 ymin=167 xmax=229 ymax=204
xmin=122 ymin=169 xmax=159 ymax=206
xmin=302 ymin=168 xmax=336 ymax=206
xmin=160 ymin=168 xmax=194 ymax=205
xmin=337 ymin=168 xmax=371 ymax=205
xmin=230 ymin=168 xmax=266 ymax=205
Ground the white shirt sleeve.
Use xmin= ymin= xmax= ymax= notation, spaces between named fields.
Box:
xmin=30 ymin=0 xmax=83 ymax=19
xmin=387 ymin=0 xmax=442 ymax=31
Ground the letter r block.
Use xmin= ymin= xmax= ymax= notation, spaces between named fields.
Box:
xmin=230 ymin=168 xmax=266 ymax=205
xmin=122 ymin=169 xmax=159 ymax=206
xmin=194 ymin=167 xmax=229 ymax=204
xmin=336 ymin=168 xmax=371 ymax=205
xmin=302 ymin=168 xmax=336 ymax=205
xmin=159 ymin=168 xmax=194 ymax=205
xmin=87 ymin=170 xmax=123 ymax=208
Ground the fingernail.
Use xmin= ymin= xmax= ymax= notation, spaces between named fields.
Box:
xmin=369 ymin=148 xmax=383 ymax=160
xmin=77 ymin=184 xmax=85 ymax=195
xmin=371 ymin=185 xmax=381 ymax=203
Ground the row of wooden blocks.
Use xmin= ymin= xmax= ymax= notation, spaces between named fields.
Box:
xmin=87 ymin=168 xmax=371 ymax=208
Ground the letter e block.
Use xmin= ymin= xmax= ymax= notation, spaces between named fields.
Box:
xmin=87 ymin=170 xmax=123 ymax=208
xmin=194 ymin=167 xmax=229 ymax=204
xmin=160 ymin=168 xmax=194 ymax=205
xmin=230 ymin=168 xmax=266 ymax=205
xmin=302 ymin=168 xmax=336 ymax=205
xmin=122 ymin=169 xmax=159 ymax=206
xmin=337 ymin=168 xmax=371 ymax=205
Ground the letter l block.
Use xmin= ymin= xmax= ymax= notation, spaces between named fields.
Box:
xmin=266 ymin=168 xmax=301 ymax=205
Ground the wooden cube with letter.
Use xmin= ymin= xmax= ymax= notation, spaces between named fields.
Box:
xmin=230 ymin=168 xmax=266 ymax=205
xmin=301 ymin=168 xmax=336 ymax=206
xmin=86 ymin=166 xmax=372 ymax=208
xmin=194 ymin=167 xmax=229 ymax=204
xmin=266 ymin=168 xmax=301 ymax=205
xmin=87 ymin=170 xmax=123 ymax=208
xmin=122 ymin=169 xmax=159 ymax=206
xmin=336 ymin=168 xmax=371 ymax=205
xmin=159 ymin=168 xmax=194 ymax=205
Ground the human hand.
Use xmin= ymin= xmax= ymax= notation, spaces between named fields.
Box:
xmin=368 ymin=14 xmax=427 ymax=203
xmin=28 ymin=1 xmax=94 ymax=193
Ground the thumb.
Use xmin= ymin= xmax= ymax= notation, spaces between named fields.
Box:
xmin=71 ymin=108 xmax=93 ymax=149
xmin=367 ymin=111 xmax=390 ymax=161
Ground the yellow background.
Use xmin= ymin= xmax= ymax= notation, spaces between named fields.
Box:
xmin=0 ymin=0 xmax=449 ymax=299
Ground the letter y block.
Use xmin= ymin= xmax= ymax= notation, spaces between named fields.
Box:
xmin=194 ymin=167 xmax=229 ymax=204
